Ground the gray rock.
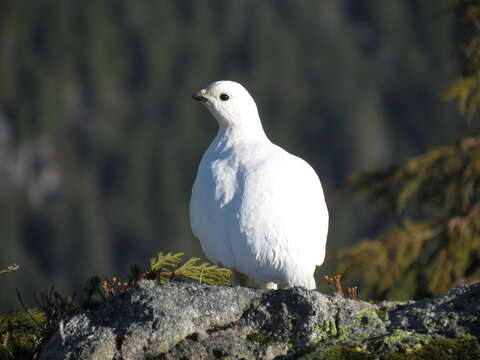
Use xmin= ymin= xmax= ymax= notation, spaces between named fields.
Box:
xmin=40 ymin=280 xmax=480 ymax=360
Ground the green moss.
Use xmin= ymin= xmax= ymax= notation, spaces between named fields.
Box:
xmin=314 ymin=320 xmax=338 ymax=337
xmin=382 ymin=336 xmax=480 ymax=360
xmin=298 ymin=336 xmax=480 ymax=360
xmin=375 ymin=328 xmax=433 ymax=355
xmin=246 ymin=331 xmax=299 ymax=350
xmin=391 ymin=301 xmax=408 ymax=306
xmin=246 ymin=328 xmax=303 ymax=349
xmin=382 ymin=329 xmax=418 ymax=345
xmin=354 ymin=307 xmax=386 ymax=324
xmin=298 ymin=345 xmax=375 ymax=360
xmin=246 ymin=333 xmax=275 ymax=345
xmin=311 ymin=320 xmax=353 ymax=345
xmin=286 ymin=333 xmax=299 ymax=349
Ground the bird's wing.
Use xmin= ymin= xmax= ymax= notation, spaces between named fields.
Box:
xmin=236 ymin=144 xmax=329 ymax=267
xmin=189 ymin=148 xmax=238 ymax=268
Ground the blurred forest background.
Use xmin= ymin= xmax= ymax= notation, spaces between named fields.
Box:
xmin=0 ymin=0 xmax=478 ymax=311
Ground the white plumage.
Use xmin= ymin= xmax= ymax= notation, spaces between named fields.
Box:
xmin=189 ymin=81 xmax=329 ymax=290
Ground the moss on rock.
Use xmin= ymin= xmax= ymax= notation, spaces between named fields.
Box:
xmin=299 ymin=336 xmax=480 ymax=360
xmin=298 ymin=345 xmax=375 ymax=360
xmin=246 ymin=333 xmax=275 ymax=345
xmin=382 ymin=336 xmax=480 ymax=360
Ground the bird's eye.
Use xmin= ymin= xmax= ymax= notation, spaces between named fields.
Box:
xmin=220 ymin=93 xmax=230 ymax=101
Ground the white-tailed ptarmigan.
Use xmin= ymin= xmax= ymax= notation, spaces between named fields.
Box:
xmin=189 ymin=80 xmax=329 ymax=290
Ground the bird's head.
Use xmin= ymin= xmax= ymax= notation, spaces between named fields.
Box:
xmin=192 ymin=81 xmax=261 ymax=130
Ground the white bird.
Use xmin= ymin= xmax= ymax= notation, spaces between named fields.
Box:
xmin=189 ymin=81 xmax=329 ymax=290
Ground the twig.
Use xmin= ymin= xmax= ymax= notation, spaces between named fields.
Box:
xmin=0 ymin=264 xmax=19 ymax=275
xmin=199 ymin=264 xmax=205 ymax=284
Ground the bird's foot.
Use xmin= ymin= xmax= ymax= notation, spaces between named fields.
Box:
xmin=261 ymin=282 xmax=278 ymax=290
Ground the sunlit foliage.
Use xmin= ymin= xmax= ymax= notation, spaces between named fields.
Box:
xmin=339 ymin=136 xmax=480 ymax=299
xmin=444 ymin=0 xmax=480 ymax=118
xmin=149 ymin=252 xmax=232 ymax=286
xmin=337 ymin=1 xmax=480 ymax=300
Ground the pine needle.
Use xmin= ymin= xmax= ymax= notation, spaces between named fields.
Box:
xmin=149 ymin=252 xmax=232 ymax=286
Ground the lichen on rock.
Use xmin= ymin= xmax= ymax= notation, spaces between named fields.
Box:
xmin=39 ymin=281 xmax=480 ymax=359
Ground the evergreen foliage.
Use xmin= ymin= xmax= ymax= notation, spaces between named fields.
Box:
xmin=339 ymin=136 xmax=480 ymax=299
xmin=0 ymin=251 xmax=231 ymax=359
xmin=444 ymin=0 xmax=480 ymax=118
xmin=149 ymin=252 xmax=232 ymax=286
xmin=337 ymin=136 xmax=480 ymax=299
xmin=0 ymin=309 xmax=45 ymax=360
xmin=337 ymin=1 xmax=480 ymax=300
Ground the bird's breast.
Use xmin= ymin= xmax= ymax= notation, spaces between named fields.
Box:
xmin=207 ymin=158 xmax=238 ymax=207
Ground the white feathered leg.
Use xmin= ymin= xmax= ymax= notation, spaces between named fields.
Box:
xmin=261 ymin=282 xmax=278 ymax=290
xmin=232 ymin=271 xmax=278 ymax=290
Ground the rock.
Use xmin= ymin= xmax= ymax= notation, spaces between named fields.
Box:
xmin=40 ymin=280 xmax=480 ymax=360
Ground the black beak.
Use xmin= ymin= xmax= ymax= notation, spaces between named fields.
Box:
xmin=192 ymin=90 xmax=208 ymax=102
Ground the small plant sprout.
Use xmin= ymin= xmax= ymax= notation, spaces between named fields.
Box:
xmin=323 ymin=275 xmax=359 ymax=300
